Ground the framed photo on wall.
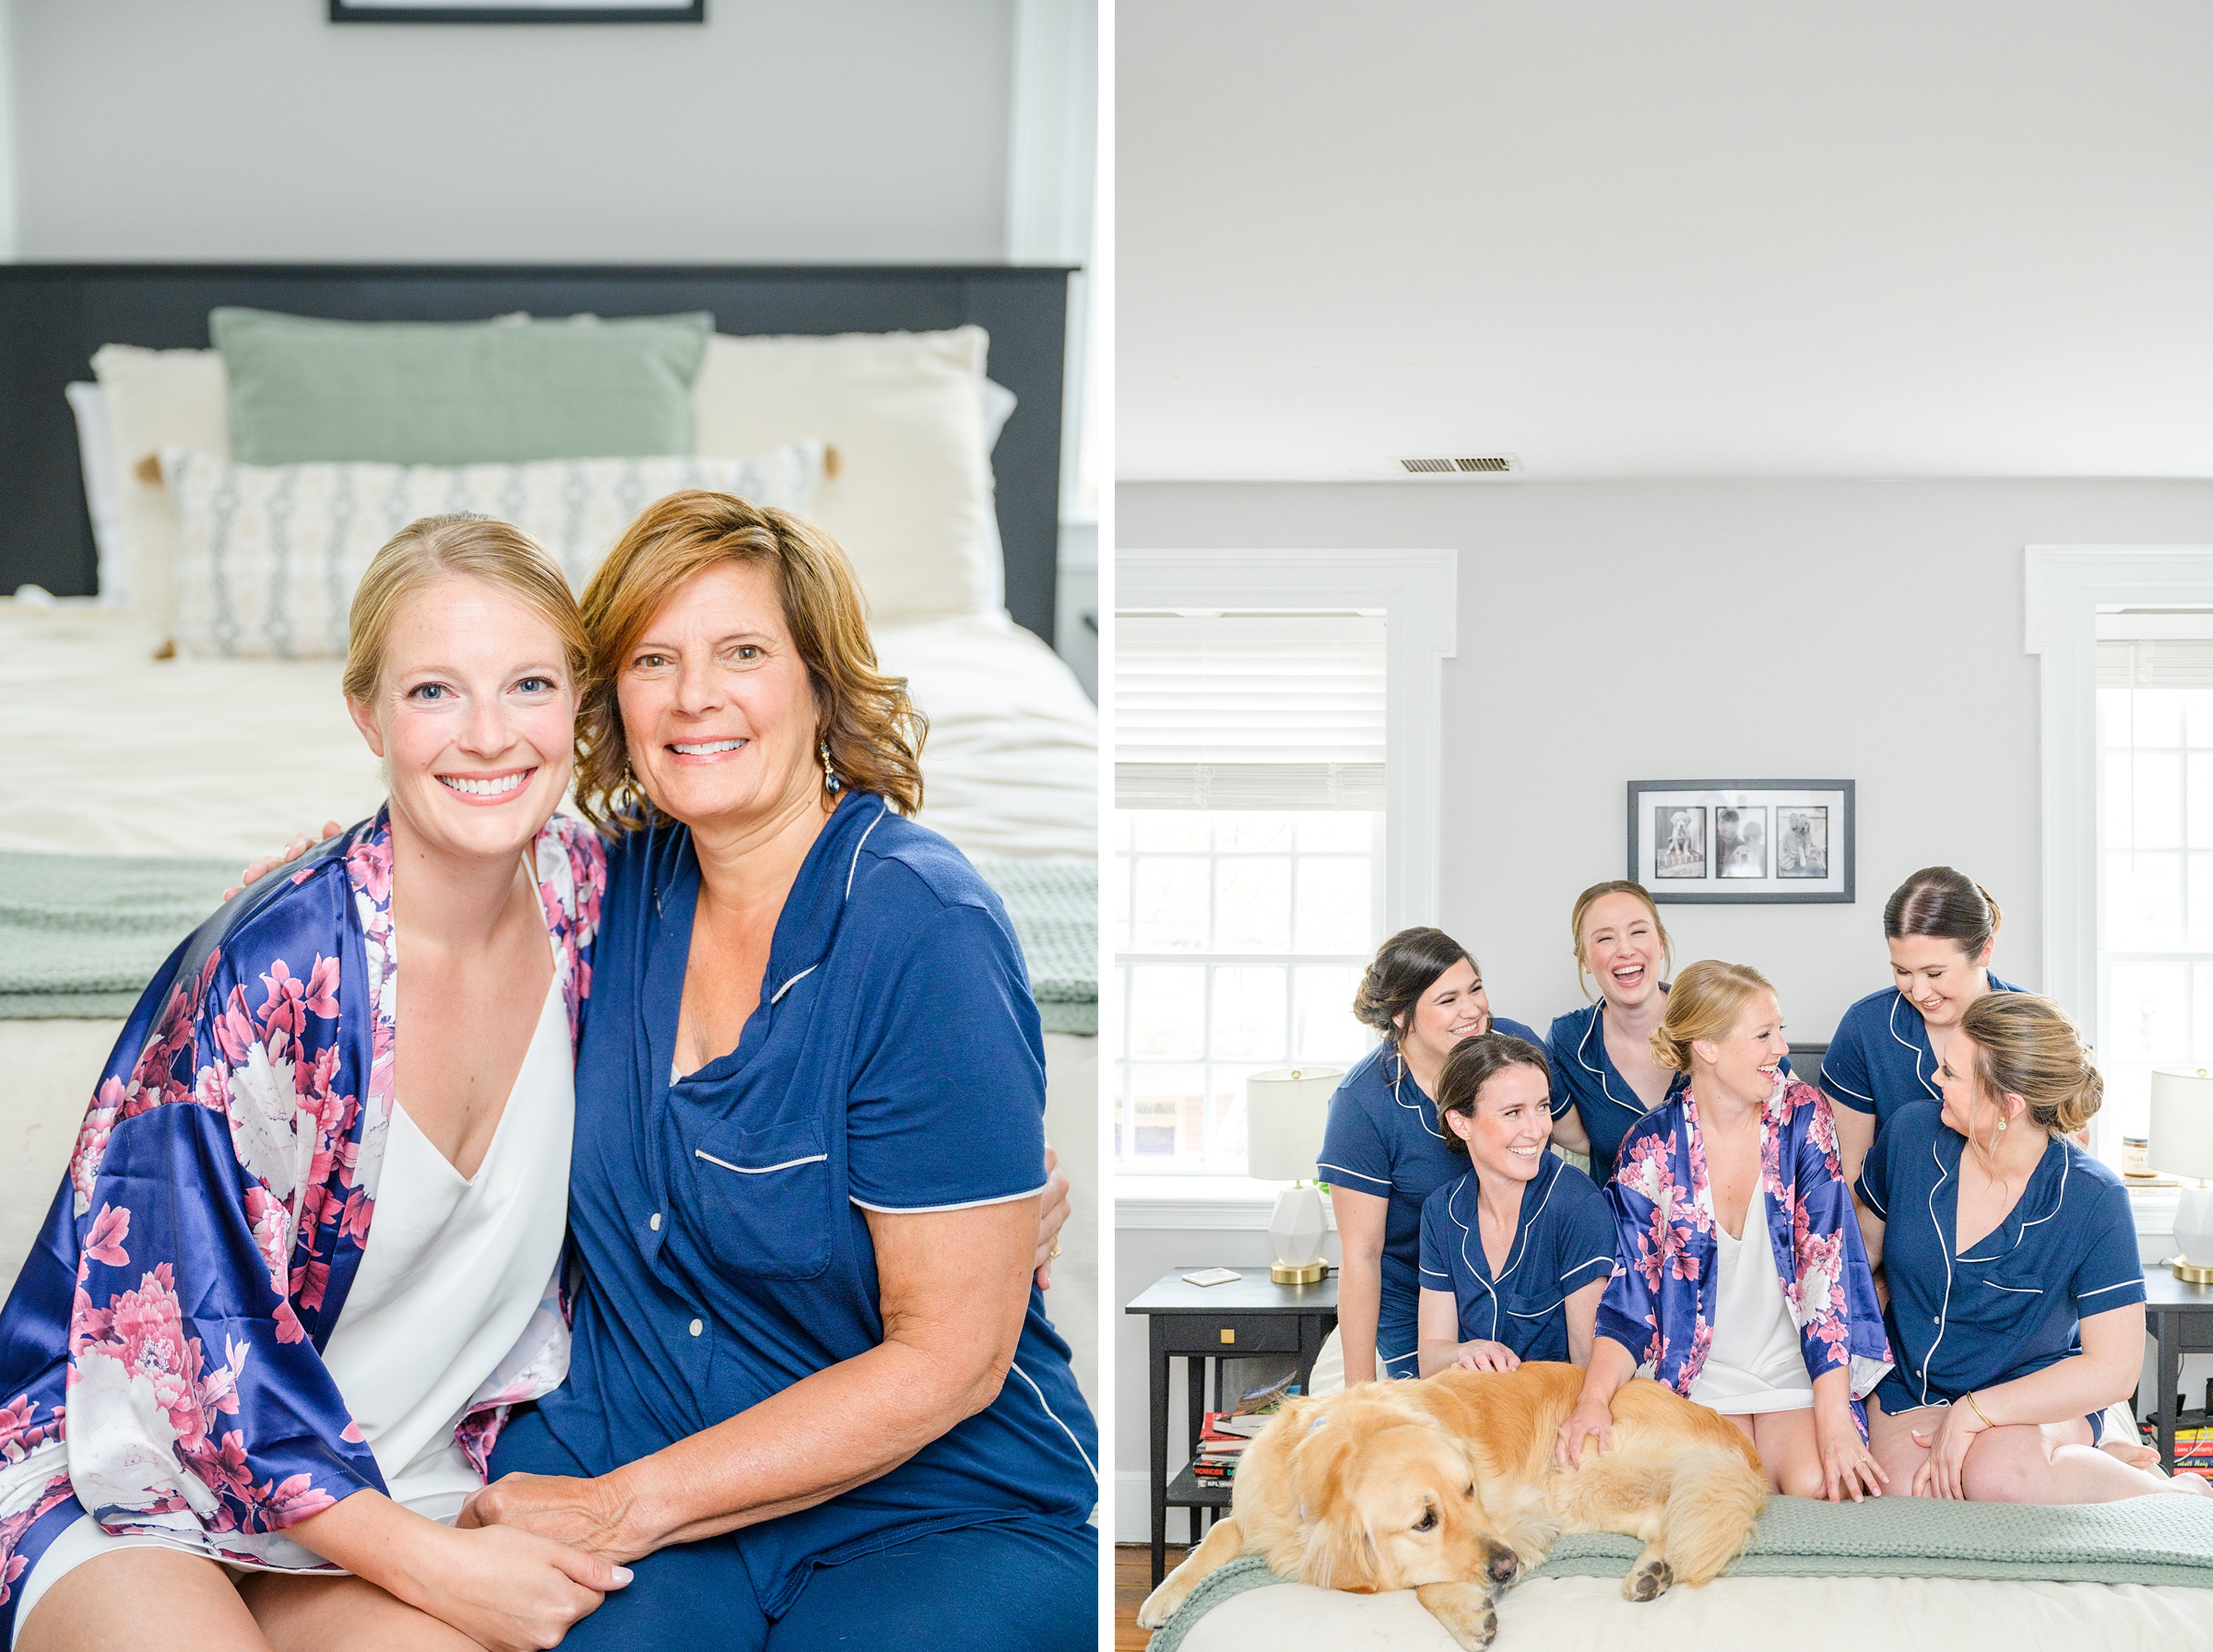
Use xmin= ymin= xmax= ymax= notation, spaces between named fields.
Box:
xmin=1627 ymin=779 xmax=1854 ymax=903
xmin=332 ymin=0 xmax=702 ymax=21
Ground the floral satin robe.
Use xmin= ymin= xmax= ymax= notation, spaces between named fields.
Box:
xmin=1595 ymin=1079 xmax=1892 ymax=1421
xmin=0 ymin=809 xmax=603 ymax=1601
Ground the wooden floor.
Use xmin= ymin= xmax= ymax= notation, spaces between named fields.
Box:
xmin=1115 ymin=1544 xmax=1187 ymax=1650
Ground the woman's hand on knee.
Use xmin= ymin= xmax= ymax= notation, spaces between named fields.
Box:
xmin=414 ymin=1522 xmax=630 ymax=1651
xmin=1910 ymin=1402 xmax=1987 ymax=1500
xmin=459 ymin=1469 xmax=648 ymax=1565
xmin=1813 ymin=1402 xmax=1888 ymax=1503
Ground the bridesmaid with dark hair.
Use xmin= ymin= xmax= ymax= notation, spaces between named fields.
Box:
xmin=1313 ymin=927 xmax=1544 ymax=1385
xmin=1820 ymin=867 xmax=2024 ymax=1186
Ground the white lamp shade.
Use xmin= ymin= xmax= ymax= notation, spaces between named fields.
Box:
xmin=1246 ymin=1066 xmax=1346 ymax=1182
xmin=2151 ymin=1068 xmax=2213 ymax=1182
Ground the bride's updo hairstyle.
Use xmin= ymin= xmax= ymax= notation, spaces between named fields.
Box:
xmin=1352 ymin=926 xmax=1475 ymax=1041
xmin=1650 ymin=960 xmax=1775 ymax=1073
xmin=1957 ymin=992 xmax=2104 ymax=1137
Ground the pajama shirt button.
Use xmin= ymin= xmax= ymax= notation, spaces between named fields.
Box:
xmin=689 ymin=1318 xmax=704 ymax=1337
xmin=649 ymin=1212 xmax=662 ymax=1232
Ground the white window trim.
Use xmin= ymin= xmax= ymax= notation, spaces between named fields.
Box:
xmin=1116 ymin=549 xmax=1458 ymax=932
xmin=2026 ymin=545 xmax=2213 ymax=1163
xmin=1114 ymin=549 xmax=1457 ymax=1221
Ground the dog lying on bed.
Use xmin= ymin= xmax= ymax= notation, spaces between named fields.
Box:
xmin=1137 ymin=1363 xmax=1767 ymax=1649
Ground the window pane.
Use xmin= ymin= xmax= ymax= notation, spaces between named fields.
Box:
xmin=1294 ymin=965 xmax=1372 ymax=1063
xmin=2103 ymin=1063 xmax=2152 ymax=1152
xmin=1129 ymin=964 xmax=1206 ymax=1058
xmin=2101 ymin=689 xmax=2134 ymax=749
xmin=2190 ymin=690 xmax=2213 ymax=749
xmin=1132 ymin=813 xmax=1210 ymax=852
xmin=1217 ymin=812 xmax=1294 ymax=852
xmin=2135 ymin=690 xmax=2186 ymax=748
xmin=2192 ymin=756 xmax=2213 ymax=848
xmin=2108 ymin=961 xmax=2190 ymax=1064
xmin=1215 ymin=858 xmax=1292 ymax=951
xmin=2133 ymin=753 xmax=2184 ymax=848
xmin=1212 ymin=965 xmax=1288 ymax=1060
xmin=2191 ymin=856 xmax=2213 ymax=951
xmin=1298 ymin=813 xmax=1377 ymax=852
xmin=1130 ymin=856 xmax=1209 ymax=951
xmin=1114 ymin=811 xmax=1133 ymax=852
xmin=1127 ymin=1064 xmax=1205 ymax=1159
xmin=2106 ymin=851 xmax=2183 ymax=950
xmin=1296 ymin=856 xmax=1374 ymax=952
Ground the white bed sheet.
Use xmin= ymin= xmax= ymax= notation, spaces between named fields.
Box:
xmin=0 ymin=600 xmax=1095 ymax=864
xmin=1183 ymin=1572 xmax=2213 ymax=1651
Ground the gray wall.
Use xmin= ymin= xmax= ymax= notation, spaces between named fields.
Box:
xmin=6 ymin=0 xmax=1015 ymax=261
xmin=1120 ymin=478 xmax=2213 ymax=1039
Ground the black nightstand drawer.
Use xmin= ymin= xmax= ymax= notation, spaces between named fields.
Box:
xmin=1153 ymin=1315 xmax=1307 ymax=1355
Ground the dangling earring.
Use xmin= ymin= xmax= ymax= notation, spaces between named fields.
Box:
xmin=1997 ymin=1116 xmax=2007 ymax=1131
xmin=621 ymin=758 xmax=647 ymax=819
xmin=820 ymin=739 xmax=842 ymax=796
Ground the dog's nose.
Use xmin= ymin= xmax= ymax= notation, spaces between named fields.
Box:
xmin=1487 ymin=1548 xmax=1520 ymax=1585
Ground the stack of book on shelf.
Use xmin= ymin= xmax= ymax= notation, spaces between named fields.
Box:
xmin=1190 ymin=1410 xmax=1269 ymax=1484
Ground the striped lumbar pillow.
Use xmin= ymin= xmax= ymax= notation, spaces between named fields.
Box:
xmin=161 ymin=444 xmax=823 ymax=659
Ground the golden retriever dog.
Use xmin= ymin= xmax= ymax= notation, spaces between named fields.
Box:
xmin=1137 ymin=1363 xmax=1767 ymax=1648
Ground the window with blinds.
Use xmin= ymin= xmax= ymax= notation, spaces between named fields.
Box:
xmin=1116 ymin=614 xmax=1386 ymax=809
xmin=1111 ymin=611 xmax=1387 ymax=1173
xmin=2095 ymin=620 xmax=2213 ymax=1164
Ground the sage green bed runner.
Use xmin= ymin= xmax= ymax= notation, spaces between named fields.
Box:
xmin=0 ymin=849 xmax=1098 ymax=1032
xmin=1147 ymin=1495 xmax=2213 ymax=1651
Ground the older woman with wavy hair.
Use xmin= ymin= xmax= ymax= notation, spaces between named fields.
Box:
xmin=458 ymin=492 xmax=1098 ymax=1650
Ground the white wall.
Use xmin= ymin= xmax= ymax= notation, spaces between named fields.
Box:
xmin=7 ymin=0 xmax=1017 ymax=262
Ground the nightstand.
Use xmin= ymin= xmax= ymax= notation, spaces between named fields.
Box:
xmin=1124 ymin=1267 xmax=1338 ymax=1587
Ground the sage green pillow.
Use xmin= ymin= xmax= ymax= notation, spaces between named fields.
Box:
xmin=212 ymin=307 xmax=713 ymax=465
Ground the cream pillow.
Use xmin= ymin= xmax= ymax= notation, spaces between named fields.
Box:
xmin=691 ymin=328 xmax=1000 ymax=621
xmin=162 ymin=446 xmax=825 ymax=659
xmin=90 ymin=346 xmax=231 ymax=638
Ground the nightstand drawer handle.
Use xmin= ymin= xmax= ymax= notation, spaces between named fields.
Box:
xmin=1220 ymin=1328 xmax=1235 ymax=1344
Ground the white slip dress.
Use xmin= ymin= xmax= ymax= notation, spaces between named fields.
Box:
xmin=1687 ymin=1191 xmax=1815 ymax=1416
xmin=12 ymin=953 xmax=572 ymax=1643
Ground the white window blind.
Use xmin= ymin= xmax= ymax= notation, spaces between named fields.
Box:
xmin=2099 ymin=639 xmax=2213 ymax=689
xmin=1115 ymin=613 xmax=1386 ymax=809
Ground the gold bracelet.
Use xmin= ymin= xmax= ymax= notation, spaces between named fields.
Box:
xmin=1964 ymin=1391 xmax=1996 ymax=1429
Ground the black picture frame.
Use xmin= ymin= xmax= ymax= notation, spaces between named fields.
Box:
xmin=1627 ymin=779 xmax=1856 ymax=904
xmin=332 ymin=0 xmax=702 ymax=22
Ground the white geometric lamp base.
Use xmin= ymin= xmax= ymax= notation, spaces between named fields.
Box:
xmin=2175 ymin=1185 xmax=2213 ymax=1284
xmin=1268 ymin=1186 xmax=1329 ymax=1286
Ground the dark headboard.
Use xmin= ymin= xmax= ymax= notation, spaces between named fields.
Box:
xmin=0 ymin=263 xmax=1072 ymax=643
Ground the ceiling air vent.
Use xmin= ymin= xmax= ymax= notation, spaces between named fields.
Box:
xmin=1394 ymin=454 xmax=1521 ymax=477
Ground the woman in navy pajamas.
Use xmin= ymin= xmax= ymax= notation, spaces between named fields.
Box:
xmin=1544 ymin=881 xmax=1685 ymax=1186
xmin=1415 ymin=1034 xmax=1615 ymax=1375
xmin=1854 ymin=991 xmax=2207 ymax=1503
xmin=1316 ymin=929 xmax=1544 ymax=1385
xmin=458 ymin=493 xmax=1096 ymax=1650
xmin=1821 ymin=867 xmax=2026 ymax=1186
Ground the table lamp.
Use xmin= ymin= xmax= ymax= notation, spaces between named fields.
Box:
xmin=1247 ymin=1066 xmax=1344 ymax=1285
xmin=2150 ymin=1067 xmax=2213 ymax=1282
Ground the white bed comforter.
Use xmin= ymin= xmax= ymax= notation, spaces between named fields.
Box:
xmin=0 ymin=600 xmax=1095 ymax=863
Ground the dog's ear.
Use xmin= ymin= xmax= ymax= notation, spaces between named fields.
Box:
xmin=1295 ymin=1491 xmax=1379 ymax=1592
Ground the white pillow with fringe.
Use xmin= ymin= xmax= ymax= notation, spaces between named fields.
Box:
xmin=161 ymin=445 xmax=823 ymax=659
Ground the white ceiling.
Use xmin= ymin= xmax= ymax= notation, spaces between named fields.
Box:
xmin=1117 ymin=2 xmax=2213 ymax=481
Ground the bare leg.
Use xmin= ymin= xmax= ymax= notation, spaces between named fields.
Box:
xmin=17 ymin=1545 xmax=270 ymax=1652
xmin=240 ymin=1571 xmax=481 ymax=1652
xmin=1869 ymin=1396 xmax=2210 ymax=1504
xmin=1959 ymin=1419 xmax=2213 ymax=1504
xmin=1746 ymin=1409 xmax=1827 ymax=1499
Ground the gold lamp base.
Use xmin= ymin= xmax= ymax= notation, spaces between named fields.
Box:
xmin=1270 ymin=1260 xmax=1328 ymax=1286
xmin=2173 ymin=1256 xmax=2213 ymax=1285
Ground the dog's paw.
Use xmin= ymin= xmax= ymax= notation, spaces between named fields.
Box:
xmin=1415 ymin=1582 xmax=1499 ymax=1648
xmin=1622 ymin=1557 xmax=1675 ymax=1602
xmin=1135 ymin=1577 xmax=1192 ymax=1628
